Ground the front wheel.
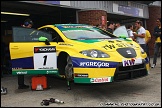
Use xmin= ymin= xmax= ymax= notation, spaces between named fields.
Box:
xmin=65 ymin=55 xmax=74 ymax=81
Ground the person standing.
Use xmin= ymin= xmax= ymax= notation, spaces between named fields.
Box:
xmin=151 ymin=18 xmax=161 ymax=68
xmin=107 ymin=21 xmax=115 ymax=34
xmin=114 ymin=22 xmax=121 ymax=30
xmin=18 ymin=18 xmax=33 ymax=89
xmin=126 ymin=23 xmax=135 ymax=41
xmin=145 ymin=29 xmax=151 ymax=66
xmin=133 ymin=20 xmax=146 ymax=52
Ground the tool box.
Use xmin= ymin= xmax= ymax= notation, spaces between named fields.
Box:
xmin=31 ymin=75 xmax=47 ymax=90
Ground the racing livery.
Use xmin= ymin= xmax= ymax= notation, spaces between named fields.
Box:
xmin=10 ymin=24 xmax=149 ymax=83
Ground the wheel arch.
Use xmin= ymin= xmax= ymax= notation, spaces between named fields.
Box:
xmin=57 ymin=51 xmax=70 ymax=75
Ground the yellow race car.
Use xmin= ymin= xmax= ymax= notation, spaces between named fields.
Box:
xmin=10 ymin=24 xmax=149 ymax=84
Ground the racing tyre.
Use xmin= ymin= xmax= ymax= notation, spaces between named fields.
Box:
xmin=65 ymin=55 xmax=74 ymax=81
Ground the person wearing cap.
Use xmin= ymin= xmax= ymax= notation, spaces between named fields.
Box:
xmin=151 ymin=18 xmax=161 ymax=68
xmin=22 ymin=18 xmax=33 ymax=28
xmin=18 ymin=18 xmax=33 ymax=89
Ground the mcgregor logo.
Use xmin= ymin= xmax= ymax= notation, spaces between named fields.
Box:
xmin=79 ymin=62 xmax=109 ymax=67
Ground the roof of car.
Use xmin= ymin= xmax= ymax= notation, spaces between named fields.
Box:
xmin=54 ymin=24 xmax=89 ymax=26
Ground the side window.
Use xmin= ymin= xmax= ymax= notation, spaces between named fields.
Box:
xmin=39 ymin=27 xmax=64 ymax=42
xmin=12 ymin=26 xmax=52 ymax=42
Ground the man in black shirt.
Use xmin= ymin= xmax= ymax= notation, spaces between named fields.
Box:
xmin=107 ymin=21 xmax=115 ymax=34
xmin=151 ymin=18 xmax=161 ymax=68
xmin=18 ymin=18 xmax=33 ymax=89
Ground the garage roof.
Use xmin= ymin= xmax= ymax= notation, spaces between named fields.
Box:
xmin=133 ymin=1 xmax=155 ymax=5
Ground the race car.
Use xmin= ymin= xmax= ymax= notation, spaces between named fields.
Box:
xmin=9 ymin=24 xmax=150 ymax=84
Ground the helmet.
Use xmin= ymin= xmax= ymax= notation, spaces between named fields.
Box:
xmin=24 ymin=18 xmax=33 ymax=26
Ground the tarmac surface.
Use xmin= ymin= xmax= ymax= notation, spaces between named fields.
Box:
xmin=1 ymin=57 xmax=161 ymax=107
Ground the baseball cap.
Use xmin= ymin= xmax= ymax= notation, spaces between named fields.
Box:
xmin=24 ymin=18 xmax=33 ymax=26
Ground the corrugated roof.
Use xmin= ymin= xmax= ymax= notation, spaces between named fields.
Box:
xmin=133 ymin=1 xmax=155 ymax=5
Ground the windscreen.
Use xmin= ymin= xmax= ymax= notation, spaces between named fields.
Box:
xmin=55 ymin=24 xmax=116 ymax=40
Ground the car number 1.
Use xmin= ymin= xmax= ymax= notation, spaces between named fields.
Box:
xmin=33 ymin=46 xmax=57 ymax=70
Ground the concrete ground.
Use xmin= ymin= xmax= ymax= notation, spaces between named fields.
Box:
xmin=1 ymin=57 xmax=161 ymax=107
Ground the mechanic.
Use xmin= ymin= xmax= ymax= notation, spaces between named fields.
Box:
xmin=21 ymin=18 xmax=33 ymax=28
xmin=151 ymin=18 xmax=161 ymax=68
xmin=18 ymin=18 xmax=33 ymax=89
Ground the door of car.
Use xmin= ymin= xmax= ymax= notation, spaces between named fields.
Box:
xmin=10 ymin=27 xmax=58 ymax=75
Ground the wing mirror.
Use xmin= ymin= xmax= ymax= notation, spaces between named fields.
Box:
xmin=119 ymin=35 xmax=127 ymax=39
xmin=39 ymin=36 xmax=51 ymax=45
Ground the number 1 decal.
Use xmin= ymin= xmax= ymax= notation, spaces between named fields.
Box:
xmin=34 ymin=46 xmax=57 ymax=70
xmin=43 ymin=55 xmax=47 ymax=66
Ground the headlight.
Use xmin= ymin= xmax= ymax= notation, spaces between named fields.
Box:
xmin=80 ymin=49 xmax=110 ymax=58
xmin=140 ymin=47 xmax=145 ymax=54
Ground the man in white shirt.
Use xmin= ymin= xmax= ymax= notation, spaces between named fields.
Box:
xmin=126 ymin=23 xmax=135 ymax=41
xmin=133 ymin=20 xmax=146 ymax=52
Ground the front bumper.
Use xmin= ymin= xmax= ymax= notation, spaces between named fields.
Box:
xmin=73 ymin=61 xmax=149 ymax=83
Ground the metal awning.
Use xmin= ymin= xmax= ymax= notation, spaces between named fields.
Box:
xmin=133 ymin=1 xmax=155 ymax=5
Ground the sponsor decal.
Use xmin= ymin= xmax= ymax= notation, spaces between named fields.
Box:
xmin=59 ymin=43 xmax=73 ymax=46
xmin=62 ymin=26 xmax=92 ymax=28
xmin=12 ymin=67 xmax=23 ymax=69
xmin=38 ymin=67 xmax=54 ymax=69
xmin=46 ymin=70 xmax=57 ymax=74
xmin=116 ymin=43 xmax=130 ymax=47
xmin=123 ymin=59 xmax=135 ymax=67
xmin=79 ymin=62 xmax=109 ymax=67
xmin=72 ymin=57 xmax=118 ymax=68
xmin=90 ymin=77 xmax=111 ymax=83
xmin=122 ymin=58 xmax=142 ymax=67
xmin=16 ymin=71 xmax=27 ymax=75
xmin=103 ymin=44 xmax=115 ymax=50
xmin=103 ymin=43 xmax=136 ymax=50
xmin=34 ymin=48 xmax=39 ymax=52
xmin=12 ymin=70 xmax=58 ymax=75
xmin=34 ymin=46 xmax=56 ymax=53
xmin=74 ymin=73 xmax=88 ymax=77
